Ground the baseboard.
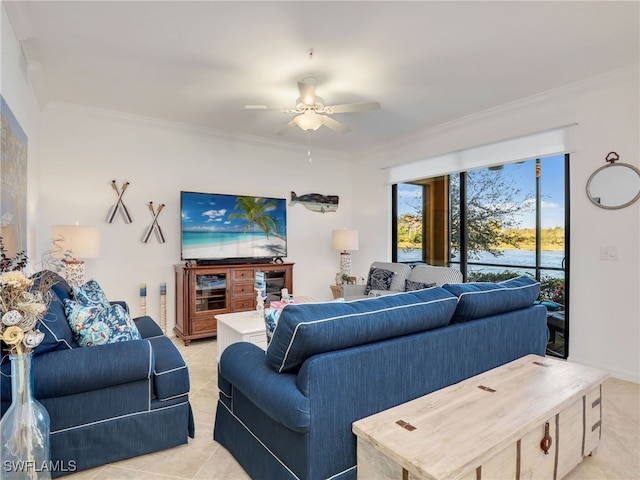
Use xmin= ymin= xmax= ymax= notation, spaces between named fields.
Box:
xmin=567 ymin=356 xmax=639 ymax=384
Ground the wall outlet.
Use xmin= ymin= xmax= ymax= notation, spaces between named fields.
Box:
xmin=600 ymin=246 xmax=618 ymax=260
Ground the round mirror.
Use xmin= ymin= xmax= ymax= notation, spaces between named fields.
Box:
xmin=586 ymin=155 xmax=640 ymax=210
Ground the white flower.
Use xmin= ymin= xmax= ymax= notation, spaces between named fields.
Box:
xmin=23 ymin=330 xmax=45 ymax=349
xmin=1 ymin=310 xmax=22 ymax=326
xmin=0 ymin=271 xmax=32 ymax=289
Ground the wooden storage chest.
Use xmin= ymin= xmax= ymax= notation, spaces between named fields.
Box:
xmin=353 ymin=354 xmax=609 ymax=480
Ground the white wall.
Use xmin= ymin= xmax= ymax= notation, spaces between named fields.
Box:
xmin=352 ymin=65 xmax=640 ymax=382
xmin=1 ymin=3 xmax=42 ymax=260
xmin=37 ymin=105 xmax=353 ymax=334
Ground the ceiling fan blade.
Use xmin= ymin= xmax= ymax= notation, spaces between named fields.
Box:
xmin=326 ymin=102 xmax=381 ymax=114
xmin=322 ymin=116 xmax=351 ymax=134
xmin=276 ymin=119 xmax=296 ymax=135
xmin=297 ymin=81 xmax=316 ymax=106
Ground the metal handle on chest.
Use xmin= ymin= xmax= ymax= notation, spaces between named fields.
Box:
xmin=540 ymin=421 xmax=552 ymax=454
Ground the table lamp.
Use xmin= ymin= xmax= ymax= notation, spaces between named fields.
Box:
xmin=332 ymin=229 xmax=359 ymax=279
xmin=51 ymin=225 xmax=100 ymax=287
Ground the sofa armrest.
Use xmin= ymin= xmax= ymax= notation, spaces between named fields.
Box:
xmin=340 ymin=284 xmax=366 ymax=299
xmin=134 ymin=315 xmax=165 ymax=339
xmin=219 ymin=342 xmax=310 ymax=432
xmin=33 ymin=339 xmax=153 ymax=398
xmin=147 ymin=336 xmax=190 ymax=400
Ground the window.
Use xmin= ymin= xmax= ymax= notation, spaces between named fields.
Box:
xmin=392 ymin=154 xmax=569 ymax=358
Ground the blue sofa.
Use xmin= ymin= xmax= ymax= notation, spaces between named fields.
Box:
xmin=0 ymin=272 xmax=194 ymax=477
xmin=214 ymin=276 xmax=548 ymax=480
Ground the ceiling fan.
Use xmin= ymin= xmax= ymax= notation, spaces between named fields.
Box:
xmin=246 ymin=77 xmax=381 ymax=135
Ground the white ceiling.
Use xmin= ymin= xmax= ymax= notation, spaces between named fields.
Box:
xmin=5 ymin=1 xmax=639 ymax=156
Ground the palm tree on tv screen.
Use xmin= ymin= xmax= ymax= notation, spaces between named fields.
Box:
xmin=229 ymin=197 xmax=284 ymax=240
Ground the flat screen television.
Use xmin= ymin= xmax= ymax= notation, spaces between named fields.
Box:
xmin=180 ymin=191 xmax=287 ymax=263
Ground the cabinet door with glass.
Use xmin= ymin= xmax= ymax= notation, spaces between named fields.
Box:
xmin=194 ymin=270 xmax=228 ymax=314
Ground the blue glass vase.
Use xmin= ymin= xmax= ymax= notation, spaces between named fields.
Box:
xmin=0 ymin=353 xmax=51 ymax=479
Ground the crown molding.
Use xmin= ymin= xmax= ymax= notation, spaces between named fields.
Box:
xmin=373 ymin=64 xmax=639 ymax=167
xmin=43 ymin=101 xmax=349 ymax=160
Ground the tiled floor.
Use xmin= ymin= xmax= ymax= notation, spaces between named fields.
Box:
xmin=66 ymin=338 xmax=639 ymax=479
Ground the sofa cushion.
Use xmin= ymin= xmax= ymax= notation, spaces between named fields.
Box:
xmin=364 ymin=268 xmax=395 ymax=295
xmin=405 ymin=279 xmax=436 ymax=291
xmin=34 ymin=292 xmax=79 ymax=353
xmin=442 ymin=275 xmax=540 ymax=323
xmin=47 ymin=272 xmax=73 ymax=302
xmin=408 ymin=265 xmax=463 ymax=287
xmin=266 ymin=288 xmax=458 ymax=373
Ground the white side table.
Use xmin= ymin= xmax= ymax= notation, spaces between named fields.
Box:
xmin=215 ymin=296 xmax=316 ymax=361
xmin=215 ymin=310 xmax=267 ymax=361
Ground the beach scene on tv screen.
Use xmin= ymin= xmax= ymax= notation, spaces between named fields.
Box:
xmin=181 ymin=192 xmax=287 ymax=260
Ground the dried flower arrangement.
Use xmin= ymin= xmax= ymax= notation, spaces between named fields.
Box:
xmin=0 ymin=238 xmax=55 ymax=355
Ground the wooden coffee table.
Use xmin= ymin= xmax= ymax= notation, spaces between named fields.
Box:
xmin=353 ymin=354 xmax=609 ymax=480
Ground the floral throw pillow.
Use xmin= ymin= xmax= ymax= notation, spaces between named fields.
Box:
xmin=64 ymin=299 xmax=103 ymax=338
xmin=364 ymin=268 xmax=395 ymax=295
xmin=65 ymin=300 xmax=141 ymax=347
xmin=264 ymin=308 xmax=282 ymax=345
xmin=405 ymin=279 xmax=437 ymax=291
xmin=73 ymin=279 xmax=110 ymax=308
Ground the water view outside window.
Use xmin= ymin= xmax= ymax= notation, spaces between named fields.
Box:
xmin=395 ymin=183 xmax=424 ymax=262
xmin=394 ymin=153 xmax=568 ymax=357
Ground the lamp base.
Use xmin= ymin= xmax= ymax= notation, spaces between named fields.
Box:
xmin=339 ymin=251 xmax=352 ymax=278
xmin=64 ymin=260 xmax=86 ymax=288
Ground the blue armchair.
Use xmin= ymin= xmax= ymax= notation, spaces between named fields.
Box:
xmin=0 ymin=272 xmax=194 ymax=477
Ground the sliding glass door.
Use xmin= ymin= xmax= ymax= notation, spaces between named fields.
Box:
xmin=392 ymin=154 xmax=570 ymax=358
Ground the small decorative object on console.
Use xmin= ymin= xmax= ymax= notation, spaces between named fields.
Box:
xmin=255 ymin=272 xmax=266 ymax=317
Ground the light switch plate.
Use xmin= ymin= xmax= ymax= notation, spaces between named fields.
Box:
xmin=600 ymin=246 xmax=618 ymax=260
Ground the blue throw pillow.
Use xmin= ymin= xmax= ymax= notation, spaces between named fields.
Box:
xmin=264 ymin=308 xmax=282 ymax=345
xmin=73 ymin=279 xmax=110 ymax=308
xmin=64 ymin=298 xmax=103 ymax=336
xmin=442 ymin=275 xmax=540 ymax=323
xmin=65 ymin=301 xmax=141 ymax=347
xmin=266 ymin=288 xmax=458 ymax=373
xmin=364 ymin=267 xmax=395 ymax=295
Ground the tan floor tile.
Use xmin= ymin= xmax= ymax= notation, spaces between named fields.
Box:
xmin=194 ymin=444 xmax=250 ymax=480
xmin=61 ymin=337 xmax=640 ymax=480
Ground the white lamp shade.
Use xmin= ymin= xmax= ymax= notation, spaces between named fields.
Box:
xmin=293 ymin=111 xmax=325 ymax=131
xmin=332 ymin=229 xmax=359 ymax=252
xmin=51 ymin=225 xmax=100 ymax=259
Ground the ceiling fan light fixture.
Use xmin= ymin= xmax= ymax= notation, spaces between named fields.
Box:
xmin=293 ymin=111 xmax=324 ymax=131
